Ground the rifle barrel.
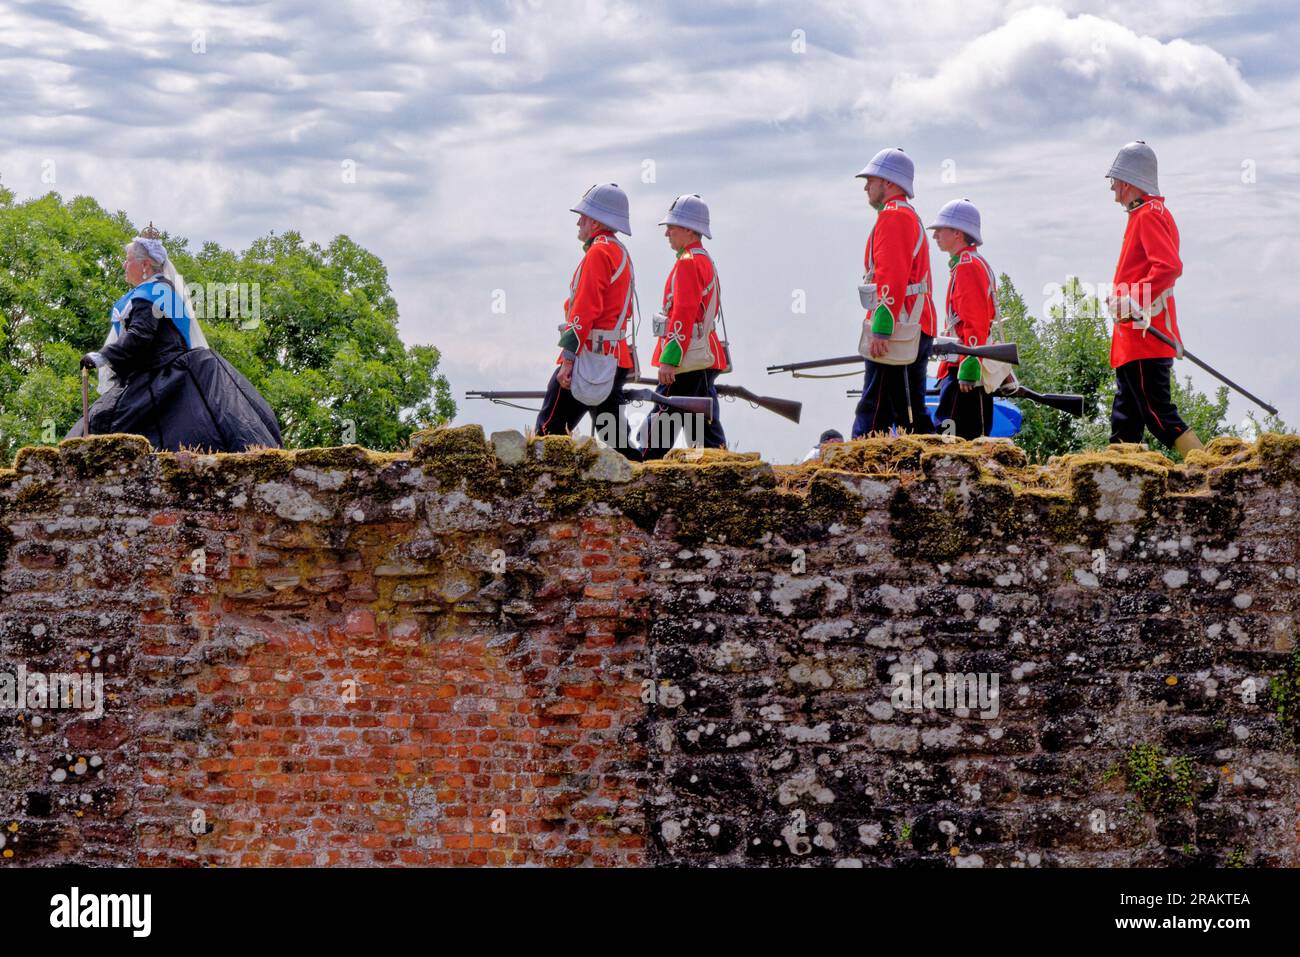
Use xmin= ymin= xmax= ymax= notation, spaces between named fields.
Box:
xmin=466 ymin=390 xmax=545 ymax=400
xmin=771 ymin=341 xmax=1019 ymax=376
xmin=767 ymin=355 xmax=864 ymax=375
xmin=1140 ymin=325 xmax=1278 ymax=416
xmin=467 ymin=387 xmax=713 ymax=417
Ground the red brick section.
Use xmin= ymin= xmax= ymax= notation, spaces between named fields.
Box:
xmin=134 ymin=512 xmax=651 ymax=867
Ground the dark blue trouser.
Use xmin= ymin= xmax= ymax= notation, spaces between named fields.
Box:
xmin=535 ymin=364 xmax=639 ymax=460
xmin=639 ymin=368 xmax=726 ymax=460
xmin=1110 ymin=357 xmax=1189 ymax=446
xmin=852 ymin=333 xmax=935 ymax=438
xmin=933 ymin=367 xmax=994 ymax=439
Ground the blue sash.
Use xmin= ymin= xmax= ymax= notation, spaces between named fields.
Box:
xmin=111 ymin=279 xmax=201 ymax=348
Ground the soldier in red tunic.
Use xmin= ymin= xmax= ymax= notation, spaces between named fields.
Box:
xmin=1103 ymin=142 xmax=1202 ymax=455
xmin=535 ymin=183 xmax=640 ymax=460
xmin=852 ymin=148 xmax=938 ymax=437
xmin=928 ymin=199 xmax=996 ymax=439
xmin=640 ymin=194 xmax=729 ymax=459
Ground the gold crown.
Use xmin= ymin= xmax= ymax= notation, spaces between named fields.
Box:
xmin=139 ymin=221 xmax=161 ymax=239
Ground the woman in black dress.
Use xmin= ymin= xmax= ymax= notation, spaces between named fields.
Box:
xmin=72 ymin=226 xmax=282 ymax=452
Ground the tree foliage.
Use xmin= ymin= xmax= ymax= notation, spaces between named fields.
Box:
xmin=0 ymin=189 xmax=454 ymax=464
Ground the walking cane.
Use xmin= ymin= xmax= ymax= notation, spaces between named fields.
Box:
xmin=81 ymin=366 xmax=90 ymax=437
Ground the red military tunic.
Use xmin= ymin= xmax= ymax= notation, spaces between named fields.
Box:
xmin=866 ymin=198 xmax=938 ymax=337
xmin=1110 ymin=195 xmax=1183 ymax=368
xmin=557 ymin=227 xmax=635 ymax=369
xmin=651 ymin=242 xmax=725 ymax=370
xmin=936 ymin=246 xmax=996 ymax=380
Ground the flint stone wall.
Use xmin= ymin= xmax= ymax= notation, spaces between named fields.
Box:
xmin=0 ymin=428 xmax=1295 ymax=867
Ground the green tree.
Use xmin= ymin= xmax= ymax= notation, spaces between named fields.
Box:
xmin=0 ymin=189 xmax=455 ymax=463
xmin=997 ymin=275 xmax=1113 ymax=460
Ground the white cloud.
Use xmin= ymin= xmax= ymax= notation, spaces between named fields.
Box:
xmin=876 ymin=6 xmax=1254 ymax=131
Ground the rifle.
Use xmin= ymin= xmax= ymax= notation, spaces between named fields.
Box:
xmin=995 ymin=384 xmax=1086 ymax=417
xmin=845 ymin=382 xmax=1086 ymax=417
xmin=632 ymin=377 xmax=802 ymax=423
xmin=768 ymin=337 xmax=1019 ymax=376
xmin=466 ymin=388 xmax=715 ymax=417
xmin=1115 ymin=318 xmax=1278 ymax=416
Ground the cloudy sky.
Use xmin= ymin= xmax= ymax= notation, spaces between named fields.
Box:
xmin=1 ymin=0 xmax=1296 ymax=462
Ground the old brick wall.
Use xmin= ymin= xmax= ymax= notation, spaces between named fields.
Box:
xmin=0 ymin=428 xmax=1296 ymax=867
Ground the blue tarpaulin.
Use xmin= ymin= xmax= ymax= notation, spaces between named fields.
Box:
xmin=925 ymin=376 xmax=1022 ymax=437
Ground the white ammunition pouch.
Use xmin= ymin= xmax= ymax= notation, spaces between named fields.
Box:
xmin=980 ymin=357 xmax=1014 ymax=394
xmin=857 ymin=202 xmax=929 ymax=366
xmin=858 ymin=316 xmax=922 ymax=365
xmin=569 ymin=238 xmax=635 ymax=407
xmin=970 ymin=254 xmax=1014 ymax=394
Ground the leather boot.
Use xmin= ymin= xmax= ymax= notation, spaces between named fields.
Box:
xmin=1174 ymin=430 xmax=1204 ymax=455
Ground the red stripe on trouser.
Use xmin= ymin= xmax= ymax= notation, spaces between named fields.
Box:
xmin=538 ymin=369 xmax=563 ymax=433
xmin=1137 ymin=363 xmax=1180 ymax=443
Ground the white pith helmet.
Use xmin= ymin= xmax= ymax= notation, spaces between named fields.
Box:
xmin=1106 ymin=141 xmax=1159 ymax=196
xmin=658 ymin=194 xmax=711 ymax=239
xmin=855 ymin=147 xmax=915 ymax=198
xmin=570 ymin=183 xmax=632 ymax=235
xmin=928 ymin=198 xmax=983 ymax=245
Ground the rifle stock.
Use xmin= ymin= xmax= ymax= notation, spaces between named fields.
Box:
xmin=928 ymin=337 xmax=1020 ymax=364
xmin=996 ymin=385 xmax=1085 ymax=417
xmin=632 ymin=377 xmax=802 ymax=423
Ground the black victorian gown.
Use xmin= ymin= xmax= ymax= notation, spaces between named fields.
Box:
xmin=68 ymin=281 xmax=283 ymax=452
